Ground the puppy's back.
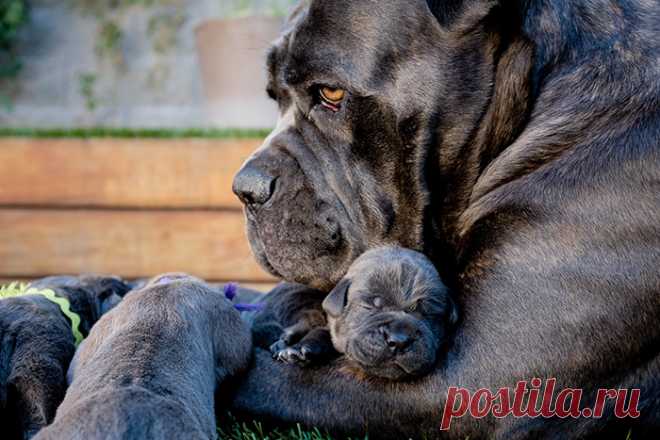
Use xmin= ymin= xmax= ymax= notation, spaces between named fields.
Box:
xmin=34 ymin=386 xmax=208 ymax=440
xmin=36 ymin=277 xmax=252 ymax=440
xmin=68 ymin=278 xmax=251 ymax=391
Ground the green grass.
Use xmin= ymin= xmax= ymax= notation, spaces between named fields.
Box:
xmin=218 ymin=414 xmax=367 ymax=440
xmin=0 ymin=127 xmax=272 ymax=139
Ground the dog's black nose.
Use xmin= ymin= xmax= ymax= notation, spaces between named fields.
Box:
xmin=382 ymin=325 xmax=414 ymax=352
xmin=232 ymin=165 xmax=276 ymax=206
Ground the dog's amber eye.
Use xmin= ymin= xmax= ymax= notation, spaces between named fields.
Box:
xmin=320 ymin=87 xmax=345 ymax=104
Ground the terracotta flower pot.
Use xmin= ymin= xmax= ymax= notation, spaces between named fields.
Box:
xmin=195 ymin=16 xmax=282 ymax=129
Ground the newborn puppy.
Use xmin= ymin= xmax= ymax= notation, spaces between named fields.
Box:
xmin=0 ymin=275 xmax=131 ymax=440
xmin=323 ymin=247 xmax=457 ymax=380
xmin=34 ymin=274 xmax=252 ymax=440
xmin=269 ymin=247 xmax=457 ymax=380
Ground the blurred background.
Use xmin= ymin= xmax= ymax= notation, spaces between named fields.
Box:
xmin=0 ymin=0 xmax=296 ymax=290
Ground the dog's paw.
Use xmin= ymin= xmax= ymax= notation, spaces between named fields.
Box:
xmin=269 ymin=337 xmax=290 ymax=355
xmin=271 ymin=344 xmax=315 ymax=366
xmin=268 ymin=325 xmax=307 ymax=356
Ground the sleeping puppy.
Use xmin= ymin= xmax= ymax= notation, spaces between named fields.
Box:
xmin=269 ymin=247 xmax=458 ymax=380
xmin=0 ymin=275 xmax=131 ymax=440
xmin=34 ymin=273 xmax=252 ymax=440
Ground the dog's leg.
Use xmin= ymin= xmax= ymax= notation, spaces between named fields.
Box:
xmin=250 ymin=283 xmax=329 ymax=361
xmin=231 ymin=348 xmax=434 ymax=439
xmin=271 ymin=327 xmax=337 ymax=366
xmin=269 ymin=307 xmax=326 ymax=349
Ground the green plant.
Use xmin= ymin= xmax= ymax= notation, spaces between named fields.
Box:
xmin=0 ymin=0 xmax=28 ymax=78
xmin=78 ymin=72 xmax=99 ymax=111
xmin=217 ymin=413 xmax=368 ymax=440
xmin=69 ymin=0 xmax=185 ymax=84
xmin=147 ymin=10 xmax=185 ymax=54
xmin=267 ymin=0 xmax=297 ymax=17
xmin=227 ymin=0 xmax=297 ymax=18
xmin=71 ymin=0 xmax=164 ymax=16
xmin=95 ymin=19 xmax=123 ymax=66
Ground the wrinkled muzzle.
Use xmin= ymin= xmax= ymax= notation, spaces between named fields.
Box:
xmin=345 ymin=314 xmax=440 ymax=380
xmin=233 ymin=127 xmax=359 ymax=291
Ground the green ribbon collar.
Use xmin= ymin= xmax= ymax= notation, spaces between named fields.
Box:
xmin=0 ymin=282 xmax=84 ymax=347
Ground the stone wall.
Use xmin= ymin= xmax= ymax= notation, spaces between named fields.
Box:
xmin=0 ymin=0 xmax=290 ymax=128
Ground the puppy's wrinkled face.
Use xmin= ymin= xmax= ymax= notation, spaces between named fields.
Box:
xmin=323 ymin=247 xmax=456 ymax=380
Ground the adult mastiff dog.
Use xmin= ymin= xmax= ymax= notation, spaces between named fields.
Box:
xmin=231 ymin=0 xmax=660 ymax=438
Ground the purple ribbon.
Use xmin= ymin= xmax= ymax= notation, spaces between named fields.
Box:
xmin=223 ymin=282 xmax=238 ymax=301
xmin=234 ymin=303 xmax=265 ymax=312
xmin=224 ymin=282 xmax=264 ymax=312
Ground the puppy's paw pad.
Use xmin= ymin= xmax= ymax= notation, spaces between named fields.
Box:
xmin=273 ymin=346 xmax=311 ymax=366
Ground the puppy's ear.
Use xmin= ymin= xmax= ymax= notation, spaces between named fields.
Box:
xmin=101 ymin=278 xmax=132 ymax=298
xmin=94 ymin=278 xmax=132 ymax=317
xmin=322 ymin=279 xmax=350 ymax=318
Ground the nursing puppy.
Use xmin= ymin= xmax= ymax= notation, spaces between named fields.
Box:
xmin=0 ymin=275 xmax=131 ymax=440
xmin=35 ymin=274 xmax=252 ymax=440
xmin=269 ymin=247 xmax=457 ymax=380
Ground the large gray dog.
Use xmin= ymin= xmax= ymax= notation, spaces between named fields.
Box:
xmin=230 ymin=0 xmax=660 ymax=438
xmin=35 ymin=274 xmax=252 ymax=440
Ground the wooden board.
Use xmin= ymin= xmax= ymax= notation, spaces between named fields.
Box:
xmin=0 ymin=209 xmax=277 ymax=282
xmin=0 ymin=138 xmax=261 ymax=208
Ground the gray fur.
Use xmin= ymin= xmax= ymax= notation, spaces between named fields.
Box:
xmin=264 ymin=247 xmax=456 ymax=380
xmin=323 ymin=246 xmax=456 ymax=380
xmin=0 ymin=275 xmax=131 ymax=440
xmin=231 ymin=0 xmax=660 ymax=438
xmin=34 ymin=274 xmax=252 ymax=440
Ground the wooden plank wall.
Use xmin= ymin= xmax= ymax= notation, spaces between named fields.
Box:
xmin=0 ymin=138 xmax=277 ymax=291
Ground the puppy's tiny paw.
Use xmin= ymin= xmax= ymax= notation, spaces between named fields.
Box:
xmin=272 ymin=345 xmax=313 ymax=366
xmin=269 ymin=338 xmax=289 ymax=355
xmin=268 ymin=326 xmax=307 ymax=355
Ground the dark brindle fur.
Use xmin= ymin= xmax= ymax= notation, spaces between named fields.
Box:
xmin=230 ymin=0 xmax=659 ymax=438
xmin=0 ymin=276 xmax=130 ymax=440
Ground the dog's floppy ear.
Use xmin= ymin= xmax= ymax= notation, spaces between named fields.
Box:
xmin=93 ymin=278 xmax=132 ymax=317
xmin=322 ymin=279 xmax=350 ymax=318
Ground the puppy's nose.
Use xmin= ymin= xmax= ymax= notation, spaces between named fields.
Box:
xmin=232 ymin=165 xmax=276 ymax=206
xmin=382 ymin=325 xmax=414 ymax=352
